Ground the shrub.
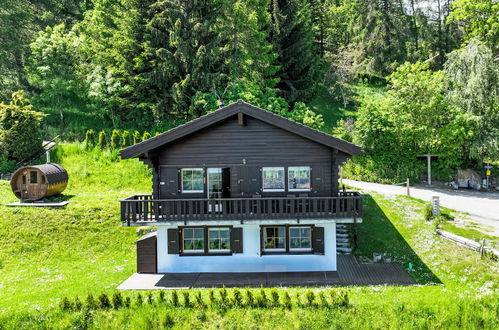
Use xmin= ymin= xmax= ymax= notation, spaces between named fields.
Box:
xmin=209 ymin=290 xmax=216 ymax=306
xmin=195 ymin=291 xmax=205 ymax=308
xmin=136 ymin=293 xmax=143 ymax=306
xmin=424 ymin=204 xmax=433 ymax=221
xmin=305 ymin=290 xmax=315 ymax=306
xmin=71 ymin=309 xmax=93 ymax=329
xmin=245 ymin=289 xmax=254 ymax=307
xmin=256 ymin=287 xmax=268 ymax=307
xmin=124 ymin=297 xmax=131 ymax=308
xmin=0 ymin=91 xmax=45 ymax=163
xmin=133 ymin=130 xmax=141 ymax=144
xmin=171 ymin=290 xmax=179 ymax=307
xmin=142 ymin=131 xmax=151 ymax=141
xmin=112 ymin=292 xmax=123 ymax=309
xmin=318 ymin=291 xmax=327 ymax=307
xmin=98 ymin=293 xmax=111 ymax=309
xmin=110 ymin=130 xmax=121 ymax=150
xmin=330 ymin=290 xmax=349 ymax=307
xmin=85 ymin=294 xmax=97 ymax=310
xmin=84 ymin=129 xmax=95 ymax=149
xmin=98 ymin=131 xmax=107 ymax=150
xmin=182 ymin=291 xmax=191 ymax=307
xmin=147 ymin=292 xmax=154 ymax=305
xmin=219 ymin=286 xmax=228 ymax=305
xmin=121 ymin=130 xmax=130 ymax=147
xmin=0 ymin=155 xmax=16 ymax=174
xmin=282 ymin=291 xmax=292 ymax=309
xmin=270 ymin=289 xmax=280 ymax=307
xmin=60 ymin=296 xmax=72 ymax=311
xmin=74 ymin=297 xmax=83 ymax=311
xmin=232 ymin=288 xmax=243 ymax=306
xmin=158 ymin=290 xmax=165 ymax=303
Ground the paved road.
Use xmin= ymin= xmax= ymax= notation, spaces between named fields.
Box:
xmin=344 ymin=179 xmax=499 ymax=236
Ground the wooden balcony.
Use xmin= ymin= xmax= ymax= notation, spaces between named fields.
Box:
xmin=120 ymin=192 xmax=363 ymax=226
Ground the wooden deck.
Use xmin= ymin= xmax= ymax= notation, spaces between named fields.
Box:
xmin=118 ymin=255 xmax=415 ymax=290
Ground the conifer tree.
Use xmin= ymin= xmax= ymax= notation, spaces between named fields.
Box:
xmin=269 ymin=0 xmax=321 ymax=103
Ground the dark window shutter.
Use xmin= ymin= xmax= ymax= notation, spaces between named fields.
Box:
xmin=160 ymin=167 xmax=179 ymax=198
xmin=312 ymin=226 xmax=324 ymax=254
xmin=231 ymin=227 xmax=243 ymax=253
xmin=168 ymin=228 xmax=180 ymax=254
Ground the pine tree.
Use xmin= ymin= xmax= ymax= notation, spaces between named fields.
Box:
xmin=145 ymin=0 xmax=228 ymax=120
xmin=269 ymin=0 xmax=321 ymax=104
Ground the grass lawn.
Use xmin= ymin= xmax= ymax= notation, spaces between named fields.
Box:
xmin=0 ymin=144 xmax=497 ymax=328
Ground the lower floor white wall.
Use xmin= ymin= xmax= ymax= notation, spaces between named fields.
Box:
xmin=156 ymin=223 xmax=337 ymax=272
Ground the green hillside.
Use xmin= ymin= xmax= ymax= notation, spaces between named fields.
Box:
xmin=0 ymin=144 xmax=497 ymax=328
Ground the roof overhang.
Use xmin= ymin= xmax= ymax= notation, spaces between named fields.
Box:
xmin=119 ymin=100 xmax=363 ymax=159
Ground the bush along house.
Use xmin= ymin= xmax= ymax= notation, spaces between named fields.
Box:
xmin=120 ymin=100 xmax=363 ymax=273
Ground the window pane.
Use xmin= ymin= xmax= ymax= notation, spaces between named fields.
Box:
xmin=289 ymin=226 xmax=311 ymax=249
xmin=288 ymin=167 xmax=310 ymax=190
xmin=182 ymin=168 xmax=204 ymax=192
xmin=263 ymin=167 xmax=285 ymax=190
xmin=30 ymin=171 xmax=38 ymax=184
xmin=263 ymin=226 xmax=286 ymax=250
xmin=194 ymin=228 xmax=204 ymax=239
xmin=184 ymin=228 xmax=193 ymax=239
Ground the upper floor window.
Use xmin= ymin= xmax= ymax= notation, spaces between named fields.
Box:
xmin=288 ymin=166 xmax=311 ymax=191
xmin=262 ymin=167 xmax=285 ymax=192
xmin=181 ymin=168 xmax=204 ymax=193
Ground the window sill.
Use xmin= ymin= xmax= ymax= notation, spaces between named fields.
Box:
xmin=261 ymin=251 xmax=316 ymax=256
xmin=179 ymin=252 xmax=233 ymax=257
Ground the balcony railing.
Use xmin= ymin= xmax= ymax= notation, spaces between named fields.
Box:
xmin=120 ymin=192 xmax=363 ymax=225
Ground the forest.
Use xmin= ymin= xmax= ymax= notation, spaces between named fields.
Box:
xmin=0 ymin=0 xmax=498 ymax=182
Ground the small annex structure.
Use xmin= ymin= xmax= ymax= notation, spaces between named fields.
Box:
xmin=120 ymin=100 xmax=363 ymax=274
xmin=10 ymin=163 xmax=68 ymax=201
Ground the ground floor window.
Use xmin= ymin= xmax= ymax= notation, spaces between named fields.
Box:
xmin=208 ymin=227 xmax=230 ymax=252
xmin=289 ymin=226 xmax=312 ymax=251
xmin=263 ymin=226 xmax=286 ymax=251
xmin=180 ymin=227 xmax=232 ymax=255
xmin=182 ymin=227 xmax=204 ymax=253
xmin=262 ymin=225 xmax=313 ymax=253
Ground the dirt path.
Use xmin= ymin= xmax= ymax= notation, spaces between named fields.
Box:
xmin=343 ymin=179 xmax=499 ymax=236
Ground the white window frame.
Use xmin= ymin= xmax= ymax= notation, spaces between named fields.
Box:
xmin=182 ymin=227 xmax=205 ymax=253
xmin=288 ymin=226 xmax=312 ymax=252
xmin=181 ymin=168 xmax=204 ymax=193
xmin=262 ymin=167 xmax=285 ymax=192
xmin=208 ymin=227 xmax=231 ymax=253
xmin=288 ymin=166 xmax=311 ymax=192
xmin=262 ymin=226 xmax=286 ymax=252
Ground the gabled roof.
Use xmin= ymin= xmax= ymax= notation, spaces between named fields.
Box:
xmin=119 ymin=100 xmax=363 ymax=159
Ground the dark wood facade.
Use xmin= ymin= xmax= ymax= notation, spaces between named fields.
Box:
xmin=120 ymin=100 xmax=363 ymax=225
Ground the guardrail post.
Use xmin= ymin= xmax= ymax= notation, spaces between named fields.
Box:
xmin=406 ymin=178 xmax=410 ymax=196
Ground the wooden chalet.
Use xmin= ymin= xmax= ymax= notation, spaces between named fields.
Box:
xmin=120 ymin=100 xmax=363 ymax=273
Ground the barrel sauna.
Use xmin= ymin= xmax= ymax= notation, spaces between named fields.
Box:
xmin=10 ymin=163 xmax=68 ymax=201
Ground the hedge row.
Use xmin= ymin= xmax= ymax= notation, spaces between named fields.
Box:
xmin=60 ymin=288 xmax=349 ymax=312
xmin=84 ymin=129 xmax=158 ymax=150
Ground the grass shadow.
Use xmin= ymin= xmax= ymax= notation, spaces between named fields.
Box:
xmin=43 ymin=194 xmax=76 ymax=202
xmin=354 ymin=194 xmax=442 ymax=284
